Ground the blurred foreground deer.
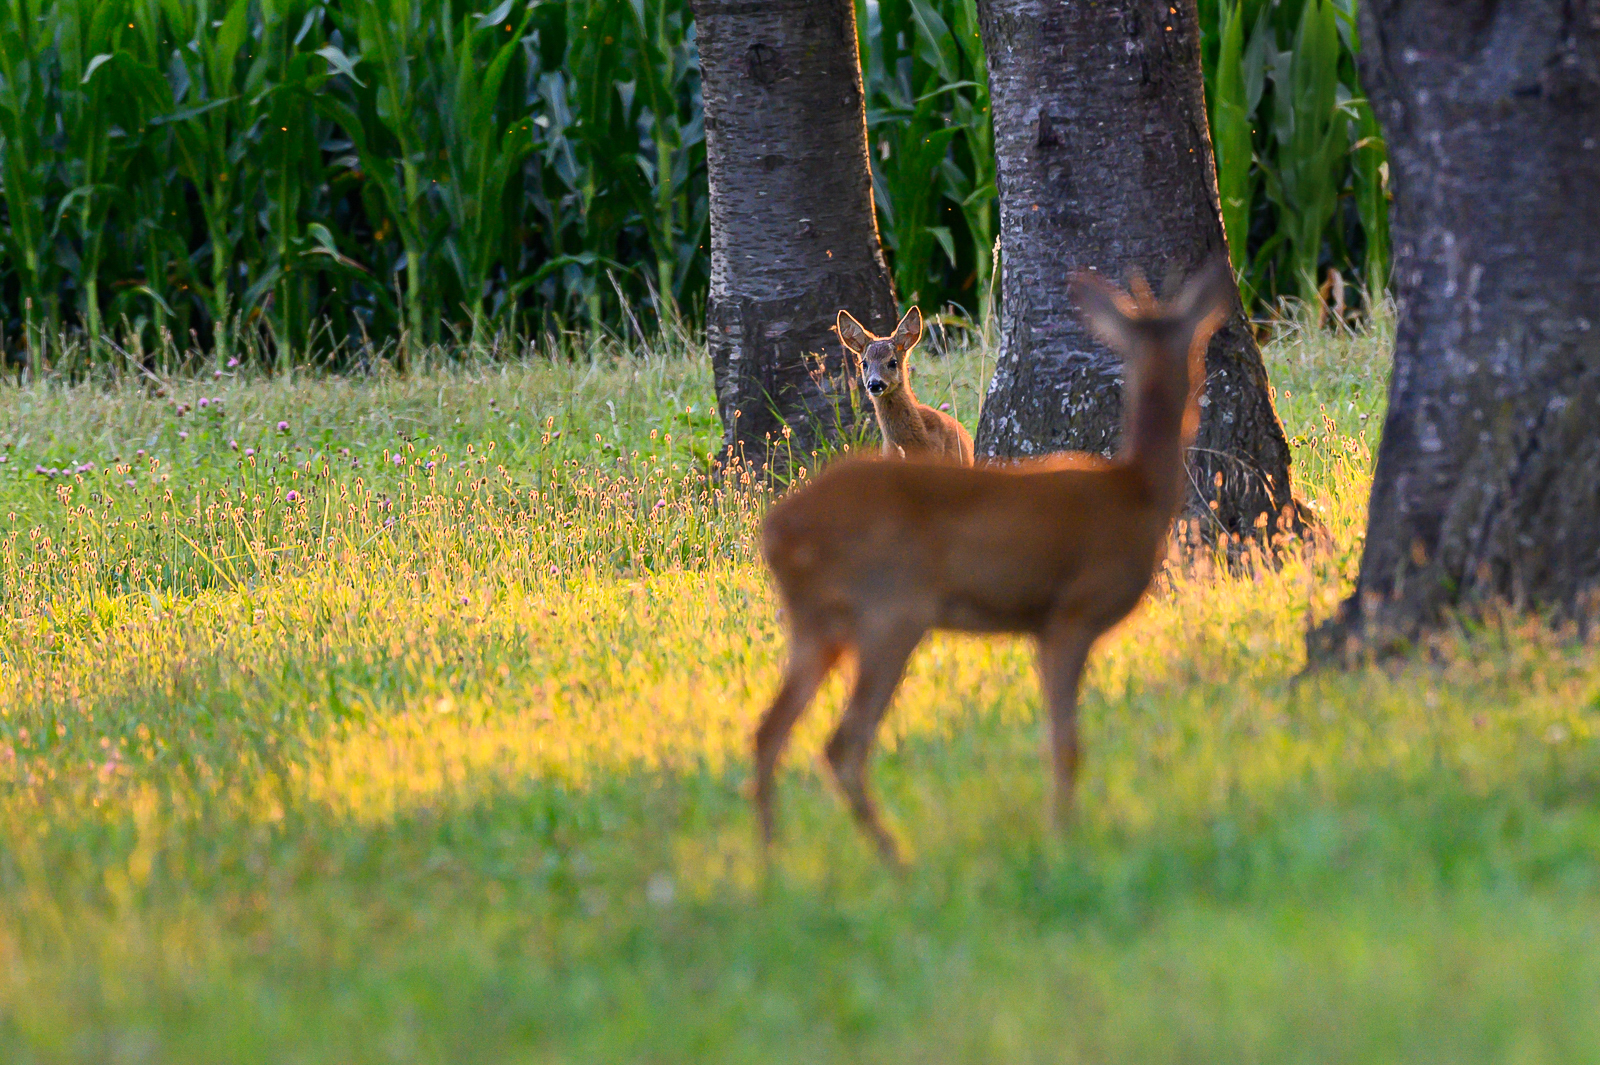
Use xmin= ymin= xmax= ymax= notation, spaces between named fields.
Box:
xmin=756 ymin=258 xmax=1233 ymax=863
xmin=837 ymin=306 xmax=974 ymax=464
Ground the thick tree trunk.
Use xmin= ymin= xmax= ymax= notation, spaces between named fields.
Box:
xmin=691 ymin=0 xmax=898 ymax=466
xmin=1309 ymin=1 xmax=1600 ymax=658
xmin=973 ymin=0 xmax=1298 ymax=538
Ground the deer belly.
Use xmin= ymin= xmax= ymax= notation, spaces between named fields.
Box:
xmin=933 ymin=588 xmax=1054 ymax=634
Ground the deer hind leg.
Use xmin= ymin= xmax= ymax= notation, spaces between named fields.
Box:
xmin=825 ymin=622 xmax=924 ymax=864
xmin=754 ymin=631 xmax=844 ymax=849
xmin=1035 ymin=621 xmax=1096 ymax=830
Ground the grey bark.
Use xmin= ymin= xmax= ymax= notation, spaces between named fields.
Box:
xmin=973 ymin=0 xmax=1298 ymax=538
xmin=1309 ymin=0 xmax=1600 ymax=659
xmin=691 ymin=0 xmax=898 ymax=466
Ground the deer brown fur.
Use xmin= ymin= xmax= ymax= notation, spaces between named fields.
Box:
xmin=837 ymin=307 xmax=974 ymax=465
xmin=756 ymin=258 xmax=1234 ymax=863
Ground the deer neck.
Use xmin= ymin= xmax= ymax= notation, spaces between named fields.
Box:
xmin=870 ymin=381 xmax=930 ymax=450
xmin=1118 ymin=377 xmax=1193 ymax=511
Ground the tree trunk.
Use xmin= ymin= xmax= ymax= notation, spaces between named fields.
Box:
xmin=1309 ymin=1 xmax=1600 ymax=658
xmin=691 ymin=0 xmax=898 ymax=466
xmin=973 ymin=0 xmax=1298 ymax=539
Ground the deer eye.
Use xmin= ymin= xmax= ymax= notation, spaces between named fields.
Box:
xmin=887 ymin=359 xmax=898 ymax=370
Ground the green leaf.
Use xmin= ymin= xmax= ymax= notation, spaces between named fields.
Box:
xmin=476 ymin=0 xmax=515 ymax=30
xmin=315 ymin=44 xmax=366 ymax=87
xmin=80 ymin=52 xmax=115 ymax=84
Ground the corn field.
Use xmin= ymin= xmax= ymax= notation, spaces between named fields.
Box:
xmin=1199 ymin=0 xmax=1389 ymax=310
xmin=0 ymin=0 xmax=1386 ymax=373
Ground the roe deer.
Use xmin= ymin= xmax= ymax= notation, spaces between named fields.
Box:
xmin=756 ymin=258 xmax=1234 ymax=863
xmin=837 ymin=307 xmax=974 ymax=465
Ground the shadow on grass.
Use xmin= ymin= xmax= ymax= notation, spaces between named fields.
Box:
xmin=4 ymin=639 xmax=1600 ymax=1063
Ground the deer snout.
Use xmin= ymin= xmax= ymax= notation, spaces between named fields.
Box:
xmin=865 ymin=375 xmax=887 ymax=396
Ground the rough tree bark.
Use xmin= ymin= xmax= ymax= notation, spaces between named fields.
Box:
xmin=1309 ymin=1 xmax=1600 ymax=658
xmin=973 ymin=0 xmax=1298 ymax=538
xmin=691 ymin=0 xmax=898 ymax=465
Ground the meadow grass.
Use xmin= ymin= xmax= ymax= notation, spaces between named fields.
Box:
xmin=3 ymin=323 xmax=1600 ymax=1063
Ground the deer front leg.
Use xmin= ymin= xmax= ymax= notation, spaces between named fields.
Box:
xmin=1035 ymin=621 xmax=1095 ymax=830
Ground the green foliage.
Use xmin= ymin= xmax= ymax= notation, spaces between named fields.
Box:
xmin=0 ymin=0 xmax=1390 ymax=372
xmin=0 ymin=0 xmax=707 ymax=373
xmin=858 ymin=0 xmax=996 ymax=321
xmin=1199 ymin=0 xmax=1391 ymax=307
xmin=4 ymin=331 xmax=1600 ymax=1059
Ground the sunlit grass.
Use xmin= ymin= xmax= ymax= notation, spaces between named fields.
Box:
xmin=3 ymin=325 xmax=1599 ymax=1063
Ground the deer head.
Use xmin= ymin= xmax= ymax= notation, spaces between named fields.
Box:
xmin=837 ymin=307 xmax=923 ymax=400
xmin=1070 ymin=257 xmax=1234 ymax=453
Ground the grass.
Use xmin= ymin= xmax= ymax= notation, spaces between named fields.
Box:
xmin=3 ymin=321 xmax=1600 ymax=1063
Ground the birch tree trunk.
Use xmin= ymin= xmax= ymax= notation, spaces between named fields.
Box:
xmin=691 ymin=0 xmax=898 ymax=465
xmin=1309 ymin=0 xmax=1600 ymax=658
xmin=973 ymin=0 xmax=1299 ymax=538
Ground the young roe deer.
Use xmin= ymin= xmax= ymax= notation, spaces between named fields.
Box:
xmin=756 ymin=257 xmax=1234 ymax=863
xmin=837 ymin=307 xmax=974 ymax=465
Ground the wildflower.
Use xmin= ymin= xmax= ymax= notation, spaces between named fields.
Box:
xmin=646 ymin=873 xmax=675 ymax=907
xmin=230 ymin=440 xmax=239 ymax=450
xmin=198 ymin=398 xmax=209 ymax=409
xmin=226 ymin=357 xmax=239 ymax=368
xmin=244 ymin=448 xmax=255 ymax=458
xmin=277 ymin=421 xmax=289 ymax=433
xmin=425 ymin=461 xmax=436 ymax=471
xmin=178 ymin=431 xmax=189 ymax=441
xmin=392 ymin=454 xmax=404 ymax=466
xmin=213 ymin=371 xmax=223 ymax=380
xmin=940 ymin=402 xmax=951 ymax=412
xmin=384 ymin=517 xmax=395 ymax=529
xmin=286 ymin=490 xmax=301 ymax=503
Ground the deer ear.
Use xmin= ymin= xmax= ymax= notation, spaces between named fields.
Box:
xmin=836 ymin=310 xmax=871 ymax=355
xmin=1070 ymin=271 xmax=1140 ymax=357
xmin=1171 ymin=254 xmax=1236 ymax=341
xmin=890 ymin=306 xmax=923 ymax=354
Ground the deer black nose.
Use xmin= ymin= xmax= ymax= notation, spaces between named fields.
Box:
xmin=866 ymin=379 xmax=886 ymax=395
